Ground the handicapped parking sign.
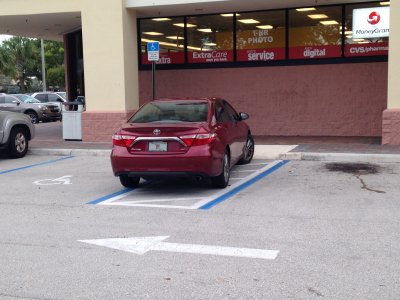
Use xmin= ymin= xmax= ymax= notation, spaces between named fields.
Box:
xmin=147 ymin=42 xmax=160 ymax=61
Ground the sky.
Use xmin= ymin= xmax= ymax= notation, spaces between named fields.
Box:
xmin=0 ymin=34 xmax=13 ymax=45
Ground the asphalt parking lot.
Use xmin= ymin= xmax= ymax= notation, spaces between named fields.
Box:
xmin=1 ymin=154 xmax=400 ymax=299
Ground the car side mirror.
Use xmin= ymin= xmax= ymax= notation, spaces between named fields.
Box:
xmin=12 ymin=100 xmax=20 ymax=106
xmin=56 ymin=98 xmax=63 ymax=102
xmin=239 ymin=112 xmax=249 ymax=120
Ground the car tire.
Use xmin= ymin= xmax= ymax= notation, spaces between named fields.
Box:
xmin=25 ymin=111 xmax=39 ymax=124
xmin=7 ymin=127 xmax=29 ymax=159
xmin=238 ymin=135 xmax=254 ymax=165
xmin=211 ymin=150 xmax=230 ymax=188
xmin=119 ymin=175 xmax=140 ymax=188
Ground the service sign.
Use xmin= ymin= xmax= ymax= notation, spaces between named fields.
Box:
xmin=353 ymin=7 xmax=390 ymax=39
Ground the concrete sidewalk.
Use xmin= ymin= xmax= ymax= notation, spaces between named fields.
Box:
xmin=28 ymin=122 xmax=400 ymax=162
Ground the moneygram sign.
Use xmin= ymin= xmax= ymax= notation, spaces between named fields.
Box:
xmin=353 ymin=7 xmax=390 ymax=39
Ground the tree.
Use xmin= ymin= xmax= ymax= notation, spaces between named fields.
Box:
xmin=32 ymin=39 xmax=64 ymax=79
xmin=0 ymin=37 xmax=39 ymax=93
xmin=0 ymin=37 xmax=65 ymax=92
xmin=47 ymin=65 xmax=65 ymax=88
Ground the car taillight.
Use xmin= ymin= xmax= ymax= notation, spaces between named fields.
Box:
xmin=112 ymin=134 xmax=136 ymax=147
xmin=180 ymin=133 xmax=217 ymax=146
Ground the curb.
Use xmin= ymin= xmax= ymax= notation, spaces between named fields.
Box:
xmin=29 ymin=148 xmax=111 ymax=157
xmin=300 ymin=152 xmax=400 ymax=163
xmin=28 ymin=148 xmax=400 ymax=162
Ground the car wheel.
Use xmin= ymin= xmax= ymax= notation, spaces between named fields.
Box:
xmin=211 ymin=150 xmax=230 ymax=188
xmin=25 ymin=111 xmax=39 ymax=124
xmin=238 ymin=135 xmax=254 ymax=165
xmin=7 ymin=127 xmax=29 ymax=158
xmin=119 ymin=175 xmax=140 ymax=188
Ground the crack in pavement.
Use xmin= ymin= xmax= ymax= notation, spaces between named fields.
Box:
xmin=355 ymin=175 xmax=386 ymax=194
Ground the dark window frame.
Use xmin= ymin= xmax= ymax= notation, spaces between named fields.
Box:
xmin=138 ymin=1 xmax=388 ymax=70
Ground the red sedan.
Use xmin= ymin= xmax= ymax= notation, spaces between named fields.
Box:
xmin=111 ymin=98 xmax=254 ymax=188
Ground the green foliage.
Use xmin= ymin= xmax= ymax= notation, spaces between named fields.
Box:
xmin=47 ymin=65 xmax=65 ymax=88
xmin=32 ymin=39 xmax=64 ymax=73
xmin=0 ymin=37 xmax=38 ymax=92
xmin=0 ymin=37 xmax=65 ymax=92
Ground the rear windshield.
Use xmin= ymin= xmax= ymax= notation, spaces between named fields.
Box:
xmin=129 ymin=101 xmax=209 ymax=123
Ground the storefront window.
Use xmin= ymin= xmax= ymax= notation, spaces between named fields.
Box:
xmin=140 ymin=17 xmax=185 ymax=65
xmin=345 ymin=2 xmax=390 ymax=57
xmin=186 ymin=14 xmax=234 ymax=63
xmin=289 ymin=6 xmax=342 ymax=59
xmin=236 ymin=10 xmax=286 ymax=62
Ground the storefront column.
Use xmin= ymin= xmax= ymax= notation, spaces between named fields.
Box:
xmin=383 ymin=1 xmax=400 ymax=145
xmin=80 ymin=0 xmax=139 ymax=141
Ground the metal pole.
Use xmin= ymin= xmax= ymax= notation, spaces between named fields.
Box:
xmin=152 ymin=61 xmax=155 ymax=100
xmin=41 ymin=39 xmax=46 ymax=92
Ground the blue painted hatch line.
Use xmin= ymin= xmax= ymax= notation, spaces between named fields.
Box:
xmin=87 ymin=188 xmax=133 ymax=205
xmin=199 ymin=160 xmax=290 ymax=210
xmin=87 ymin=180 xmax=155 ymax=205
xmin=0 ymin=156 xmax=74 ymax=175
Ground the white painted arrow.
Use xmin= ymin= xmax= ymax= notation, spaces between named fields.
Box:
xmin=78 ymin=236 xmax=279 ymax=260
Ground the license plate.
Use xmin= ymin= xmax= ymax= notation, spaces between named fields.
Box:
xmin=149 ymin=141 xmax=167 ymax=152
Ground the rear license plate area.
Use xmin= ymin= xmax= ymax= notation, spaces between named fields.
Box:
xmin=149 ymin=141 xmax=168 ymax=152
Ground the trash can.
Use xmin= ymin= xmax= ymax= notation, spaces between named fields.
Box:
xmin=62 ymin=100 xmax=85 ymax=141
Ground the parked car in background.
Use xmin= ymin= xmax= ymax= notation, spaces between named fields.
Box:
xmin=0 ymin=94 xmax=60 ymax=123
xmin=55 ymin=92 xmax=67 ymax=100
xmin=31 ymin=92 xmax=66 ymax=104
xmin=0 ymin=110 xmax=35 ymax=158
xmin=111 ymin=97 xmax=254 ymax=189
xmin=14 ymin=94 xmax=61 ymax=122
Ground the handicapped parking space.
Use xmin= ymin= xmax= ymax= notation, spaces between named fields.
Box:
xmin=0 ymin=155 xmax=123 ymax=207
xmin=89 ymin=159 xmax=289 ymax=210
xmin=0 ymin=154 xmax=288 ymax=210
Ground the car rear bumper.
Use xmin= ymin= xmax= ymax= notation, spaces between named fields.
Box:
xmin=111 ymin=144 xmax=223 ymax=178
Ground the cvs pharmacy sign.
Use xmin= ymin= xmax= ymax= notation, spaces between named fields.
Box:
xmin=353 ymin=7 xmax=390 ymax=38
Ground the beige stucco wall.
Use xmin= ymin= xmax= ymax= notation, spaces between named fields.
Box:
xmin=388 ymin=0 xmax=400 ymax=108
xmin=1 ymin=0 xmax=139 ymax=112
xmin=0 ymin=0 xmax=81 ymax=15
xmin=81 ymin=0 xmax=139 ymax=112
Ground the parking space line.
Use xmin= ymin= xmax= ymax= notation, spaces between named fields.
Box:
xmin=88 ymin=160 xmax=289 ymax=210
xmin=119 ymin=197 xmax=202 ymax=203
xmin=0 ymin=156 xmax=74 ymax=175
xmin=87 ymin=188 xmax=134 ymax=205
xmin=87 ymin=181 xmax=155 ymax=205
xmin=103 ymin=202 xmax=194 ymax=209
xmin=197 ymin=160 xmax=289 ymax=210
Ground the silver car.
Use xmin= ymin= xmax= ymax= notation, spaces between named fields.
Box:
xmin=0 ymin=94 xmax=60 ymax=123
xmin=0 ymin=110 xmax=35 ymax=158
xmin=14 ymin=94 xmax=62 ymax=122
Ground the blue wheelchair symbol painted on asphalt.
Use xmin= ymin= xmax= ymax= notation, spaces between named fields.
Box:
xmin=147 ymin=42 xmax=159 ymax=52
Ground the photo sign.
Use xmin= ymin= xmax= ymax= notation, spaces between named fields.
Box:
xmin=353 ymin=7 xmax=390 ymax=39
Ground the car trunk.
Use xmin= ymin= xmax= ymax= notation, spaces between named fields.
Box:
xmin=119 ymin=123 xmax=206 ymax=154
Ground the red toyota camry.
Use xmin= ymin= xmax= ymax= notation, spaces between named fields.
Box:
xmin=111 ymin=98 xmax=254 ymax=188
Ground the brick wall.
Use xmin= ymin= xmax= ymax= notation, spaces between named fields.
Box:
xmin=382 ymin=109 xmax=400 ymax=145
xmin=82 ymin=111 xmax=135 ymax=142
xmin=139 ymin=62 xmax=388 ymax=137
